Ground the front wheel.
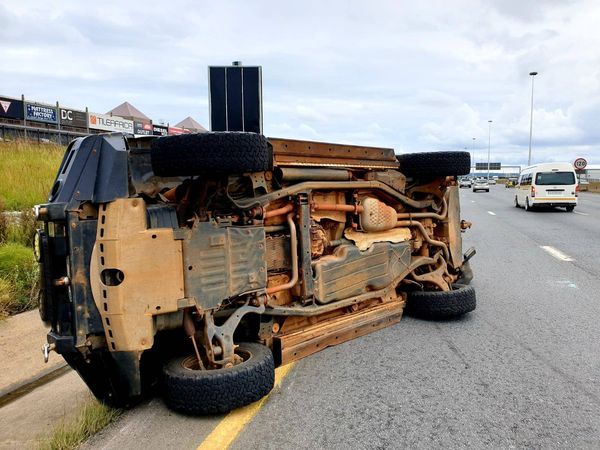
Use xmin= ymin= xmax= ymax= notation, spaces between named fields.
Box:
xmin=162 ymin=342 xmax=275 ymax=415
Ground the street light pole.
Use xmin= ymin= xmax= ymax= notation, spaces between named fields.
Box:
xmin=487 ymin=120 xmax=492 ymax=180
xmin=528 ymin=71 xmax=538 ymax=166
xmin=472 ymin=137 xmax=476 ymax=172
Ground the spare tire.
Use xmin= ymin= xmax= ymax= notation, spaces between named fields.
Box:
xmin=162 ymin=342 xmax=275 ymax=415
xmin=405 ymin=284 xmax=476 ymax=319
xmin=151 ymin=132 xmax=273 ymax=176
xmin=397 ymin=151 xmax=471 ymax=178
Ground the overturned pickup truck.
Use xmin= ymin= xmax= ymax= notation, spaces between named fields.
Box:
xmin=35 ymin=132 xmax=475 ymax=414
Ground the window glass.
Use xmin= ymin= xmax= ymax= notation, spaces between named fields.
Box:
xmin=535 ymin=172 xmax=575 ymax=185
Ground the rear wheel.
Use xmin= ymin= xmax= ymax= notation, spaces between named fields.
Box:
xmin=525 ymin=198 xmax=532 ymax=211
xmin=405 ymin=284 xmax=476 ymax=319
xmin=162 ymin=342 xmax=275 ymax=415
xmin=151 ymin=132 xmax=272 ymax=177
xmin=514 ymin=196 xmax=520 ymax=208
xmin=397 ymin=151 xmax=471 ymax=178
xmin=566 ymin=205 xmax=575 ymax=212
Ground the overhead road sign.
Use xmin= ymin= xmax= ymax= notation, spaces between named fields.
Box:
xmin=476 ymin=162 xmax=501 ymax=170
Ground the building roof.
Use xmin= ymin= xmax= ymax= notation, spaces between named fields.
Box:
xmin=106 ymin=102 xmax=150 ymax=121
xmin=175 ymin=116 xmax=207 ymax=132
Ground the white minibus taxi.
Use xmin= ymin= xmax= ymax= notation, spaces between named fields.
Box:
xmin=515 ymin=162 xmax=578 ymax=212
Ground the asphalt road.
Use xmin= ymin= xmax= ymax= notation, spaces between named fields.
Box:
xmin=85 ymin=188 xmax=600 ymax=450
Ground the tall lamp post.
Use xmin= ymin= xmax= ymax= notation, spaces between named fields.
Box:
xmin=472 ymin=137 xmax=476 ymax=172
xmin=528 ymin=71 xmax=538 ymax=166
xmin=487 ymin=120 xmax=492 ymax=180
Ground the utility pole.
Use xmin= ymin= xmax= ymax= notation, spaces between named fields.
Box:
xmin=487 ymin=120 xmax=492 ymax=180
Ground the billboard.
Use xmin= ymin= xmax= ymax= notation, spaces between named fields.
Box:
xmin=0 ymin=96 xmax=24 ymax=120
xmin=60 ymin=108 xmax=87 ymax=128
xmin=153 ymin=125 xmax=168 ymax=136
xmin=209 ymin=65 xmax=262 ymax=133
xmin=168 ymin=127 xmax=191 ymax=135
xmin=89 ymin=112 xmax=134 ymax=133
xmin=134 ymin=121 xmax=153 ymax=136
xmin=25 ymin=102 xmax=58 ymax=124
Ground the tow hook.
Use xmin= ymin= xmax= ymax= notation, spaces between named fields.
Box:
xmin=42 ymin=343 xmax=56 ymax=363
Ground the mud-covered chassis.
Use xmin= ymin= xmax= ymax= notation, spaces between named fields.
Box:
xmin=36 ymin=132 xmax=475 ymax=413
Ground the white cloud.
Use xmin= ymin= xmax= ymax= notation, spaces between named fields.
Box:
xmin=0 ymin=0 xmax=599 ymax=165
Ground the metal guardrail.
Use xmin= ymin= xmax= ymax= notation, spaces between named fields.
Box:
xmin=0 ymin=123 xmax=90 ymax=146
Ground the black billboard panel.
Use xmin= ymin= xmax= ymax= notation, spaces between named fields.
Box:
xmin=60 ymin=108 xmax=87 ymax=128
xmin=209 ymin=65 xmax=262 ymax=133
xmin=134 ymin=121 xmax=153 ymax=136
xmin=242 ymin=67 xmax=261 ymax=134
xmin=0 ymin=96 xmax=24 ymax=120
xmin=153 ymin=124 xmax=168 ymax=136
xmin=226 ymin=67 xmax=243 ymax=131
xmin=209 ymin=67 xmax=227 ymax=132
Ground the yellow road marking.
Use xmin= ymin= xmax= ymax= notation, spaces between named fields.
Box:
xmin=197 ymin=363 xmax=295 ymax=450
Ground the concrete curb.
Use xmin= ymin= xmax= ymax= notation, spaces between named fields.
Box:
xmin=0 ymin=362 xmax=70 ymax=408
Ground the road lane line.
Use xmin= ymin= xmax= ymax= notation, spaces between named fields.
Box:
xmin=573 ymin=211 xmax=588 ymax=216
xmin=487 ymin=211 xmax=496 ymax=215
xmin=540 ymin=246 xmax=574 ymax=262
xmin=197 ymin=363 xmax=295 ymax=450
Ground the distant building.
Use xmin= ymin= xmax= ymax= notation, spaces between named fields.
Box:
xmin=175 ymin=116 xmax=207 ymax=133
xmin=107 ymin=102 xmax=151 ymax=122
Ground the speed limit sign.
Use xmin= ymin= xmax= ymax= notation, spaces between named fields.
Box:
xmin=574 ymin=158 xmax=587 ymax=170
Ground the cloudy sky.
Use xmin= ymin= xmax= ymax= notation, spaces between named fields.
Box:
xmin=1 ymin=0 xmax=599 ymax=166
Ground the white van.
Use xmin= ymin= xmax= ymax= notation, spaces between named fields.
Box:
xmin=515 ymin=162 xmax=578 ymax=212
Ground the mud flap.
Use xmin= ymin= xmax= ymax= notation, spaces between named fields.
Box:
xmin=63 ymin=350 xmax=142 ymax=408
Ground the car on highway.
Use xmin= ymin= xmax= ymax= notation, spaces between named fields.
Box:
xmin=35 ymin=134 xmax=476 ymax=414
xmin=515 ymin=162 xmax=578 ymax=212
xmin=472 ymin=178 xmax=490 ymax=192
xmin=459 ymin=177 xmax=472 ymax=188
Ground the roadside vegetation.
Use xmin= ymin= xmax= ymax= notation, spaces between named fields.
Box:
xmin=37 ymin=397 xmax=121 ymax=450
xmin=0 ymin=141 xmax=65 ymax=210
xmin=0 ymin=141 xmax=64 ymax=318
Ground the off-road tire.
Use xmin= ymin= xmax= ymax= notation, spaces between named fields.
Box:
xmin=397 ymin=151 xmax=471 ymax=178
xmin=405 ymin=284 xmax=476 ymax=319
xmin=151 ymin=132 xmax=273 ymax=177
xmin=162 ymin=342 xmax=275 ymax=415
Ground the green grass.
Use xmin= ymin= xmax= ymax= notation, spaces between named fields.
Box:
xmin=37 ymin=398 xmax=121 ymax=450
xmin=0 ymin=141 xmax=65 ymax=210
xmin=0 ymin=141 xmax=61 ymax=317
xmin=0 ymin=242 xmax=38 ymax=318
